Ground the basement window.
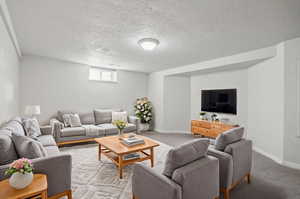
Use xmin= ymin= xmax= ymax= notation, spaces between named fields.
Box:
xmin=89 ymin=67 xmax=117 ymax=82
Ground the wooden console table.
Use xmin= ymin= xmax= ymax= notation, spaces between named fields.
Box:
xmin=191 ymin=120 xmax=237 ymax=138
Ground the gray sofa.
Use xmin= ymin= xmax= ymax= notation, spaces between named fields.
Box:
xmin=208 ymin=127 xmax=252 ymax=199
xmin=0 ymin=117 xmax=72 ymax=199
xmin=51 ymin=109 xmax=140 ymax=145
xmin=132 ymin=139 xmax=220 ymax=199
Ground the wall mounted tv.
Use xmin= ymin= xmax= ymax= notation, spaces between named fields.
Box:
xmin=201 ymin=89 xmax=237 ymax=114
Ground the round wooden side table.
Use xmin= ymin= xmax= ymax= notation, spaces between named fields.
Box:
xmin=0 ymin=174 xmax=48 ymax=199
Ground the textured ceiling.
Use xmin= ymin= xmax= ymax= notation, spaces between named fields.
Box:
xmin=6 ymin=0 xmax=300 ymax=72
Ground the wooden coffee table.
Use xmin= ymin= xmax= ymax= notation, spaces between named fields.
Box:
xmin=0 ymin=174 xmax=47 ymax=199
xmin=95 ymin=135 xmax=160 ymax=179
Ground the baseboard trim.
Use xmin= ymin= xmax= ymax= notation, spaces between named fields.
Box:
xmin=253 ymin=146 xmax=300 ymax=170
xmin=253 ymin=146 xmax=283 ymax=164
xmin=154 ymin=129 xmax=190 ymax=134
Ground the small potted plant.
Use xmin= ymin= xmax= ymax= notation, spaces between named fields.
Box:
xmin=113 ymin=120 xmax=128 ymax=138
xmin=5 ymin=158 xmax=34 ymax=189
xmin=211 ymin=113 xmax=218 ymax=121
xmin=199 ymin=112 xmax=207 ymax=120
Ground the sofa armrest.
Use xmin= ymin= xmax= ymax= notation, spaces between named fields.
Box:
xmin=132 ymin=163 xmax=182 ymax=199
xmin=208 ymin=146 xmax=233 ymax=189
xmin=172 ymin=156 xmax=219 ymax=199
xmin=50 ymin=119 xmax=64 ymax=140
xmin=40 ymin=125 xmax=52 ymax=135
xmin=33 ymin=154 xmax=72 ymax=197
xmin=225 ymin=139 xmax=252 ymax=183
xmin=0 ymin=154 xmax=72 ymax=197
xmin=128 ymin=116 xmax=140 ymax=132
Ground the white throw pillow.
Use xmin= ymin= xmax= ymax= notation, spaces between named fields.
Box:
xmin=112 ymin=111 xmax=128 ymax=123
xmin=23 ymin=118 xmax=42 ymax=139
xmin=70 ymin=114 xmax=82 ymax=127
xmin=62 ymin=114 xmax=72 ymax=127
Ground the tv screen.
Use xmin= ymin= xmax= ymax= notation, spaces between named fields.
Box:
xmin=201 ymin=89 xmax=237 ymax=114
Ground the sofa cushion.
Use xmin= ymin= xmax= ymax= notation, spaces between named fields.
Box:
xmin=2 ymin=120 xmax=26 ymax=136
xmin=162 ymin=138 xmax=209 ymax=177
xmin=79 ymin=112 xmax=95 ymax=125
xmin=57 ymin=110 xmax=76 ymax=122
xmin=37 ymin=135 xmax=57 ymax=147
xmin=123 ymin=123 xmax=137 ymax=133
xmin=23 ymin=118 xmax=42 ymax=139
xmin=60 ymin=127 xmax=86 ymax=137
xmin=112 ymin=111 xmax=128 ymax=123
xmin=0 ymin=130 xmax=18 ymax=165
xmin=97 ymin=123 xmax=118 ymax=135
xmin=44 ymin=146 xmax=60 ymax=156
xmin=94 ymin=109 xmax=113 ymax=125
xmin=12 ymin=134 xmax=47 ymax=159
xmin=215 ymin=127 xmax=244 ymax=151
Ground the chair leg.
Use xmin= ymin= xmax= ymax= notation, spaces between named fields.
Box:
xmin=222 ymin=189 xmax=230 ymax=199
xmin=67 ymin=190 xmax=72 ymax=199
xmin=246 ymin=173 xmax=251 ymax=184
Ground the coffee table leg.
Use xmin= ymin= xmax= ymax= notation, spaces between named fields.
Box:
xmin=41 ymin=190 xmax=47 ymax=199
xmin=98 ymin=144 xmax=101 ymax=161
xmin=119 ymin=155 xmax=123 ymax=179
xmin=150 ymin=148 xmax=154 ymax=167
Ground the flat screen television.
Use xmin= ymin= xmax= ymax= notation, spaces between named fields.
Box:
xmin=201 ymin=89 xmax=237 ymax=114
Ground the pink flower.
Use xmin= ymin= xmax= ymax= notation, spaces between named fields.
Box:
xmin=10 ymin=158 xmax=31 ymax=169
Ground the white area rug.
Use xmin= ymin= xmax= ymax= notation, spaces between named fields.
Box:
xmin=60 ymin=140 xmax=171 ymax=199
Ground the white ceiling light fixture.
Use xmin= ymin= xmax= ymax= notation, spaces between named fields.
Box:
xmin=138 ymin=38 xmax=160 ymax=51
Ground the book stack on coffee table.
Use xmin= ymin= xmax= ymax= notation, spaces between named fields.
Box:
xmin=121 ymin=136 xmax=145 ymax=146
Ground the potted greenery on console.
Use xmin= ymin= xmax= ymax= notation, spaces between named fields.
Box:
xmin=5 ymin=158 xmax=34 ymax=189
xmin=134 ymin=97 xmax=152 ymax=131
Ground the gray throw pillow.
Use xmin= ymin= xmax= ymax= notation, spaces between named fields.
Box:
xmin=215 ymin=127 xmax=244 ymax=151
xmin=162 ymin=138 xmax=209 ymax=177
xmin=0 ymin=130 xmax=18 ymax=165
xmin=11 ymin=134 xmax=47 ymax=159
xmin=23 ymin=118 xmax=42 ymax=139
xmin=62 ymin=114 xmax=72 ymax=127
xmin=69 ymin=114 xmax=82 ymax=127
xmin=94 ymin=109 xmax=113 ymax=125
xmin=57 ymin=110 xmax=76 ymax=122
xmin=79 ymin=112 xmax=95 ymax=124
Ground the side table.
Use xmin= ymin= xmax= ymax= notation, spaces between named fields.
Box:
xmin=0 ymin=174 xmax=48 ymax=199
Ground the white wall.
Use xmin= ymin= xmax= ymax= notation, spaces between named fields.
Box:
xmin=164 ymin=75 xmax=190 ymax=132
xmin=190 ymin=69 xmax=248 ymax=132
xmin=247 ymin=43 xmax=285 ymax=162
xmin=283 ymin=38 xmax=300 ymax=165
xmin=0 ymin=8 xmax=19 ymax=124
xmin=148 ymin=72 xmax=164 ymax=130
xmin=20 ymin=56 xmax=148 ymax=123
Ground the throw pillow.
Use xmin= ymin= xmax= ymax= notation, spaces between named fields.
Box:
xmin=11 ymin=134 xmax=47 ymax=159
xmin=215 ymin=127 xmax=244 ymax=151
xmin=0 ymin=130 xmax=18 ymax=165
xmin=112 ymin=111 xmax=128 ymax=123
xmin=94 ymin=109 xmax=113 ymax=124
xmin=69 ymin=114 xmax=82 ymax=127
xmin=23 ymin=118 xmax=42 ymax=139
xmin=162 ymin=138 xmax=209 ymax=178
xmin=62 ymin=114 xmax=72 ymax=127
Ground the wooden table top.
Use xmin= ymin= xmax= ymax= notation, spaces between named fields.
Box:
xmin=95 ymin=135 xmax=160 ymax=155
xmin=0 ymin=174 xmax=47 ymax=199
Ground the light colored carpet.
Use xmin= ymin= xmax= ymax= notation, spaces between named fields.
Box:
xmin=60 ymin=141 xmax=171 ymax=199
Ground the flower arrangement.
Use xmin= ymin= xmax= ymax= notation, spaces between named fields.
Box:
xmin=5 ymin=158 xmax=33 ymax=176
xmin=113 ymin=120 xmax=128 ymax=131
xmin=134 ymin=97 xmax=152 ymax=124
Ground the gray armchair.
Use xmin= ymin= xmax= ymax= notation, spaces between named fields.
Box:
xmin=208 ymin=127 xmax=252 ymax=199
xmin=132 ymin=139 xmax=220 ymax=199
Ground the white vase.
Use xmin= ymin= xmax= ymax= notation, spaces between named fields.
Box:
xmin=9 ymin=172 xmax=33 ymax=189
xmin=139 ymin=123 xmax=150 ymax=131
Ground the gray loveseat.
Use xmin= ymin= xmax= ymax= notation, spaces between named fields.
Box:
xmin=0 ymin=117 xmax=72 ymax=198
xmin=51 ymin=109 xmax=140 ymax=146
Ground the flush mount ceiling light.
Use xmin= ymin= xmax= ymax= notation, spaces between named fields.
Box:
xmin=138 ymin=38 xmax=160 ymax=51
